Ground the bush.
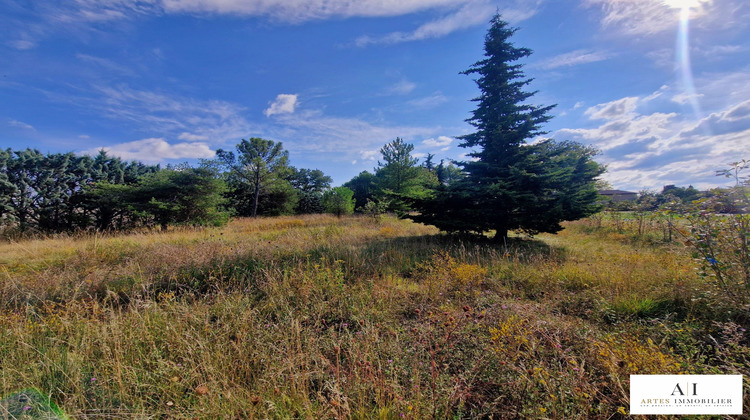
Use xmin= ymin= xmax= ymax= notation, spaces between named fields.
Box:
xmin=679 ymin=186 xmax=750 ymax=308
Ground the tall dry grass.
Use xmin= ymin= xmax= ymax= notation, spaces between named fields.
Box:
xmin=1 ymin=214 xmax=747 ymax=418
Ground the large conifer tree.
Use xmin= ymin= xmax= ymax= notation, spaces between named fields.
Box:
xmin=411 ymin=15 xmax=604 ymax=240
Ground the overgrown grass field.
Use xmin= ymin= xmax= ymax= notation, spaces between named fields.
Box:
xmin=1 ymin=214 xmax=748 ymax=418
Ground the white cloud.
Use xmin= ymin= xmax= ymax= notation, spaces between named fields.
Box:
xmin=70 ymin=85 xmax=255 ymax=145
xmin=422 ymin=135 xmax=454 ymax=148
xmin=6 ymin=40 xmax=36 ymax=50
xmin=354 ymin=0 xmax=540 ymax=46
xmin=178 ymin=132 xmax=209 ymax=141
xmin=76 ymin=53 xmax=135 ymax=76
xmin=554 ymin=80 xmax=750 ymax=190
xmin=583 ymin=0 xmax=708 ymax=35
xmin=81 ymin=138 xmax=215 ymax=163
xmin=583 ymin=0 xmax=748 ymax=37
xmin=264 ymin=94 xmax=298 ymax=117
xmin=161 ymin=0 xmax=466 ymax=22
xmin=360 ymin=150 xmax=379 ymax=161
xmin=8 ymin=119 xmax=36 ymax=131
xmin=407 ymin=92 xmax=449 ymax=108
xmin=584 ymin=97 xmax=639 ymax=120
xmin=5 ymin=0 xmax=494 ymax=51
xmin=266 ymin=109 xmax=441 ymax=161
xmin=382 ymin=79 xmax=416 ymax=96
xmin=534 ymin=49 xmax=611 ymax=70
xmin=671 ymin=92 xmax=705 ymax=105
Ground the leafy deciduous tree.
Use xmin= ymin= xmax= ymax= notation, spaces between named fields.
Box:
xmin=323 ymin=187 xmax=355 ymax=217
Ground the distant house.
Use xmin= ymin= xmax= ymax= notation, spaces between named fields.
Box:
xmin=598 ymin=189 xmax=637 ymax=202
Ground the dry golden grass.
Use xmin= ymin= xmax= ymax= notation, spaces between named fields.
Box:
xmin=1 ymin=214 xmax=747 ymax=418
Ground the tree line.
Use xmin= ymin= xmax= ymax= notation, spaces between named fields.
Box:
xmin=2 ymin=15 xmax=609 ymax=240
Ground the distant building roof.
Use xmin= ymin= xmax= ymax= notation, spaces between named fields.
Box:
xmin=598 ymin=189 xmax=637 ymax=202
xmin=598 ymin=190 xmax=637 ymax=195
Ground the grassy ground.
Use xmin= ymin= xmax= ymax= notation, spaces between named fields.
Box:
xmin=1 ymin=214 xmax=747 ymax=418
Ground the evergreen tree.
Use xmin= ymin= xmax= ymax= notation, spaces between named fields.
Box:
xmin=374 ymin=138 xmax=437 ymax=213
xmin=0 ymin=149 xmax=17 ymax=225
xmin=216 ymin=138 xmax=290 ymax=217
xmin=343 ymin=171 xmax=377 ymax=210
xmin=130 ymin=167 xmax=228 ymax=229
xmin=411 ymin=15 xmax=604 ymax=240
xmin=288 ymin=167 xmax=332 ymax=214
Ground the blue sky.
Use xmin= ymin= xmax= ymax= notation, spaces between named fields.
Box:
xmin=2 ymin=0 xmax=749 ymax=190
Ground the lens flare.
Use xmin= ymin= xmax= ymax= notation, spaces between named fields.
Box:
xmin=674 ymin=1 xmax=708 ymax=133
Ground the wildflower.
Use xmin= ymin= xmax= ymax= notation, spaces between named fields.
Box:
xmin=388 ymin=359 xmax=393 ymax=363
xmin=501 ymin=305 xmax=508 ymax=309
xmin=91 ymin=377 xmax=97 ymax=382
xmin=706 ymin=257 xmax=718 ymax=265
xmin=23 ymin=406 xmax=32 ymax=411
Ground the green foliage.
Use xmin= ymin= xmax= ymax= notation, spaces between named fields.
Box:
xmin=0 ymin=148 xmax=158 ymax=234
xmin=361 ymin=198 xmax=390 ymax=222
xmin=343 ymin=171 xmax=377 ymax=210
xmin=287 ymin=168 xmax=331 ymax=194
xmin=84 ymin=167 xmax=229 ymax=230
xmin=679 ymin=186 xmax=750 ymax=307
xmin=323 ymin=187 xmax=355 ymax=217
xmin=410 ymin=15 xmax=603 ymax=240
xmin=375 ymin=137 xmax=420 ymax=193
xmin=216 ymin=138 xmax=290 ymax=217
xmin=287 ymin=167 xmax=331 ymax=214
xmin=131 ymin=167 xmax=229 ymax=228
xmin=435 ymin=159 xmax=464 ymax=185
xmin=256 ymin=179 xmax=298 ymax=217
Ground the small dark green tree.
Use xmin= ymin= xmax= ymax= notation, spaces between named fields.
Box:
xmin=288 ymin=167 xmax=332 ymax=214
xmin=323 ymin=187 xmax=355 ymax=218
xmin=376 ymin=138 xmax=420 ymax=194
xmin=216 ymin=138 xmax=290 ymax=217
xmin=411 ymin=15 xmax=604 ymax=240
xmin=344 ymin=171 xmax=378 ymax=210
xmin=374 ymin=138 xmax=437 ymax=213
xmin=129 ymin=167 xmax=228 ymax=229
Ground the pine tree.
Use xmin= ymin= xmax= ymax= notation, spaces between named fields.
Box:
xmin=216 ymin=138 xmax=290 ymax=217
xmin=411 ymin=15 xmax=604 ymax=240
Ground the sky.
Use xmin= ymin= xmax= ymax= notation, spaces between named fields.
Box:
xmin=1 ymin=0 xmax=749 ymax=191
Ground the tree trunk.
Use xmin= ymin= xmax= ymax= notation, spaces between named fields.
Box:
xmin=252 ymin=171 xmax=260 ymax=218
xmin=493 ymin=228 xmax=508 ymax=243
